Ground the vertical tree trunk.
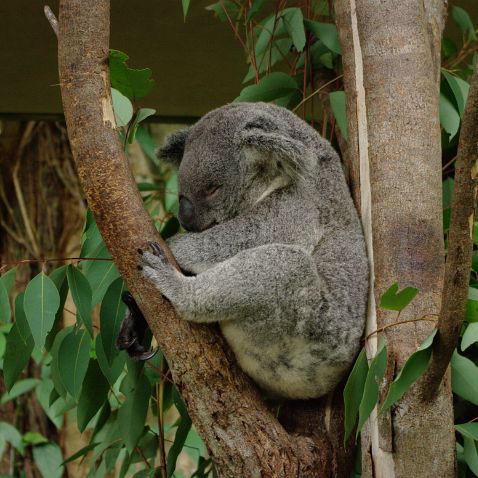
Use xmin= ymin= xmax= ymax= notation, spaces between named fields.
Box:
xmin=335 ymin=0 xmax=456 ymax=476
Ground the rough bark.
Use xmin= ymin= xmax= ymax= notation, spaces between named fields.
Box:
xmin=57 ymin=1 xmax=353 ymax=476
xmin=424 ymin=65 xmax=478 ymax=398
xmin=334 ymin=0 xmax=456 ymax=477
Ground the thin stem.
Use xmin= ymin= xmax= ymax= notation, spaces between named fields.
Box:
xmin=364 ymin=316 xmax=439 ymax=343
xmin=292 ymin=74 xmax=344 ymax=113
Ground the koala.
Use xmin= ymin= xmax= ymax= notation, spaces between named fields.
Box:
xmin=118 ymin=102 xmax=369 ymax=399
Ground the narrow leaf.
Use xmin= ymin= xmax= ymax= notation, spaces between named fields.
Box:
xmin=329 ymin=91 xmax=348 ymax=140
xmin=181 ymin=0 xmax=190 ymax=19
xmin=1 ymin=267 xmax=17 ymax=295
xmin=50 ymin=326 xmax=74 ymax=397
xmin=96 ymin=334 xmax=126 ymax=386
xmin=3 ymin=293 xmax=34 ymax=391
xmin=357 ymin=338 xmax=387 ymax=437
xmin=452 ymin=6 xmax=477 ymax=41
xmin=343 ymin=348 xmax=368 ymax=442
xmin=464 ymin=437 xmax=478 ymax=476
xmin=118 ymin=374 xmax=151 ymax=453
xmin=0 ymin=282 xmax=11 ymax=323
xmin=66 ymin=265 xmax=93 ymax=336
xmin=23 ymin=272 xmax=60 ymax=349
xmin=77 ymin=359 xmax=110 ymax=432
xmin=100 ymin=278 xmax=126 ymax=365
xmin=62 ymin=442 xmax=100 ymax=465
xmin=58 ymin=328 xmax=91 ymax=400
xmin=440 ymin=92 xmax=461 ymax=140
xmin=379 ymin=329 xmax=437 ymax=412
xmin=282 ymin=8 xmax=306 ymax=52
xmin=1 ymin=378 xmax=40 ymax=404
xmin=451 ymin=351 xmax=478 ymax=405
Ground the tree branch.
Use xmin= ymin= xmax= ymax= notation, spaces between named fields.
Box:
xmin=422 ymin=65 xmax=478 ymax=401
xmin=56 ymin=0 xmax=344 ymax=476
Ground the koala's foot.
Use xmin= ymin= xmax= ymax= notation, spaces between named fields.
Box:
xmin=138 ymin=241 xmax=184 ymax=301
xmin=116 ymin=291 xmax=157 ymax=361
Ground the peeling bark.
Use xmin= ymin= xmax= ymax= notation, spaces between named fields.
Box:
xmin=335 ymin=0 xmax=456 ymax=476
xmin=56 ymin=0 xmax=353 ymax=476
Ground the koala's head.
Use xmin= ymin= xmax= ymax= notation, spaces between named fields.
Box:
xmin=158 ymin=103 xmax=318 ymax=232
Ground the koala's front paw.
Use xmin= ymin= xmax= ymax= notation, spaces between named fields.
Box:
xmin=138 ymin=241 xmax=183 ymax=300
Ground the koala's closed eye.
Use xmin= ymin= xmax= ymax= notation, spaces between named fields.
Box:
xmin=205 ymin=184 xmax=222 ymax=199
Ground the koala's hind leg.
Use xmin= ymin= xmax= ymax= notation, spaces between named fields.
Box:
xmin=139 ymin=242 xmax=323 ymax=324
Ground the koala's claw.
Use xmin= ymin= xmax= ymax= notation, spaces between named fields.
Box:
xmin=147 ymin=241 xmax=164 ymax=257
xmin=135 ymin=347 xmax=158 ymax=361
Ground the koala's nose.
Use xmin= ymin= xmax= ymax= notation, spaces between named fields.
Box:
xmin=178 ymin=196 xmax=198 ymax=232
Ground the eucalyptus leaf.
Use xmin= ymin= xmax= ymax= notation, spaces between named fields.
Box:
xmin=111 ymin=88 xmax=133 ymax=127
xmin=0 ymin=268 xmax=17 ymax=295
xmin=304 ymin=20 xmax=341 ymax=54
xmin=442 ymin=70 xmax=470 ymax=118
xmin=23 ymin=272 xmax=60 ymax=349
xmin=440 ymin=92 xmax=461 ymax=140
xmin=235 ymin=72 xmax=298 ymax=103
xmin=456 ymin=422 xmax=478 ymax=441
xmin=32 ymin=442 xmax=64 ymax=478
xmin=329 ymin=91 xmax=348 ymax=140
xmin=0 ymin=282 xmax=11 ymax=324
xmin=66 ymin=265 xmax=93 ymax=336
xmin=282 ymin=8 xmax=306 ymax=52
xmin=379 ymin=282 xmax=418 ymax=312
xmin=462 ymin=322 xmax=478 ymax=351
xmin=451 ymin=350 xmax=478 ymax=405
xmin=357 ymin=338 xmax=387 ymax=437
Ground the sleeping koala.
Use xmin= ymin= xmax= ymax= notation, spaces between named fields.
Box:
xmin=118 ymin=102 xmax=369 ymax=399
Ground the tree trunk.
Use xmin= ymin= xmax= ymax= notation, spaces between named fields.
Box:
xmin=334 ymin=0 xmax=456 ymax=476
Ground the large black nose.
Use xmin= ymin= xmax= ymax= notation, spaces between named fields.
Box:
xmin=178 ymin=196 xmax=198 ymax=232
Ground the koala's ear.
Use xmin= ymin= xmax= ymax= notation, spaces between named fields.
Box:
xmin=157 ymin=128 xmax=189 ymax=167
xmin=240 ymin=129 xmax=311 ymax=182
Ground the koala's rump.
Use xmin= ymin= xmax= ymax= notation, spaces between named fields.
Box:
xmin=220 ymin=320 xmax=350 ymax=399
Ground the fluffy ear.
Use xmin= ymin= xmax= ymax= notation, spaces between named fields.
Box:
xmin=157 ymin=128 xmax=189 ymax=167
xmin=240 ymin=128 xmax=311 ymax=183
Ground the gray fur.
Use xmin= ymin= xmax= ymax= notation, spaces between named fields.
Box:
xmin=140 ymin=102 xmax=369 ymax=399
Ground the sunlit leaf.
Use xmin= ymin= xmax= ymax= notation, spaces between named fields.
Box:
xmin=181 ymin=0 xmax=190 ymax=19
xmin=111 ymin=88 xmax=133 ymax=127
xmin=23 ymin=272 xmax=60 ymax=349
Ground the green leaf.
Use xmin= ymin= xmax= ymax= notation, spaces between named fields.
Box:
xmin=23 ymin=272 xmax=60 ymax=349
xmin=82 ymin=244 xmax=119 ymax=306
xmin=247 ymin=0 xmax=268 ymax=21
xmin=1 ymin=267 xmax=17 ymax=295
xmin=379 ymin=329 xmax=436 ymax=413
xmin=22 ymin=432 xmax=48 ymax=445
xmin=282 ymin=8 xmax=306 ymax=52
xmin=77 ymin=359 xmax=110 ymax=432
xmin=442 ymin=177 xmax=454 ymax=209
xmin=253 ymin=13 xmax=286 ymax=56
xmin=50 ymin=327 xmax=74 ymax=397
xmin=167 ymin=388 xmax=193 ymax=477
xmin=0 ymin=422 xmax=23 ymax=454
xmin=357 ymin=338 xmax=387 ymax=437
xmin=205 ymin=1 xmax=239 ymax=22
xmin=100 ymin=278 xmax=126 ymax=366
xmin=0 ymin=282 xmax=11 ymax=323
xmin=462 ymin=322 xmax=478 ymax=351
xmin=111 ymin=88 xmax=133 ymax=127
xmin=379 ymin=282 xmax=418 ymax=312
xmin=109 ymin=50 xmax=155 ymax=100
xmin=235 ymin=72 xmax=298 ymax=102
xmin=343 ymin=348 xmax=368 ymax=442
xmin=66 ymin=265 xmax=93 ymax=336
xmin=136 ymin=126 xmax=159 ymax=167
xmin=118 ymin=374 xmax=151 ymax=453
xmin=442 ymin=70 xmax=470 ymax=118
xmin=58 ymin=328 xmax=91 ymax=400
xmin=452 ymin=6 xmax=477 ymax=41
xmin=46 ymin=266 xmax=70 ymax=352
xmin=440 ymin=92 xmax=461 ymax=140
xmin=304 ymin=20 xmax=341 ymax=54
xmin=1 ymin=378 xmax=40 ymax=404
xmin=463 ymin=437 xmax=478 ymax=476
xmin=456 ymin=422 xmax=478 ymax=441
xmin=62 ymin=442 xmax=100 ymax=465
xmin=165 ymin=173 xmax=179 ymax=214
xmin=329 ymin=91 xmax=348 ymax=140
xmin=96 ymin=334 xmax=126 ymax=387
xmin=3 ymin=293 xmax=34 ymax=391
xmin=127 ymin=108 xmax=157 ymax=145
xmin=32 ymin=442 xmax=64 ymax=478
xmin=181 ymin=0 xmax=190 ymax=19
xmin=451 ymin=350 xmax=478 ymax=405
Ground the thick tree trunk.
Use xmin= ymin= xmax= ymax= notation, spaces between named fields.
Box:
xmin=57 ymin=1 xmax=355 ymax=476
xmin=335 ymin=0 xmax=456 ymax=476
